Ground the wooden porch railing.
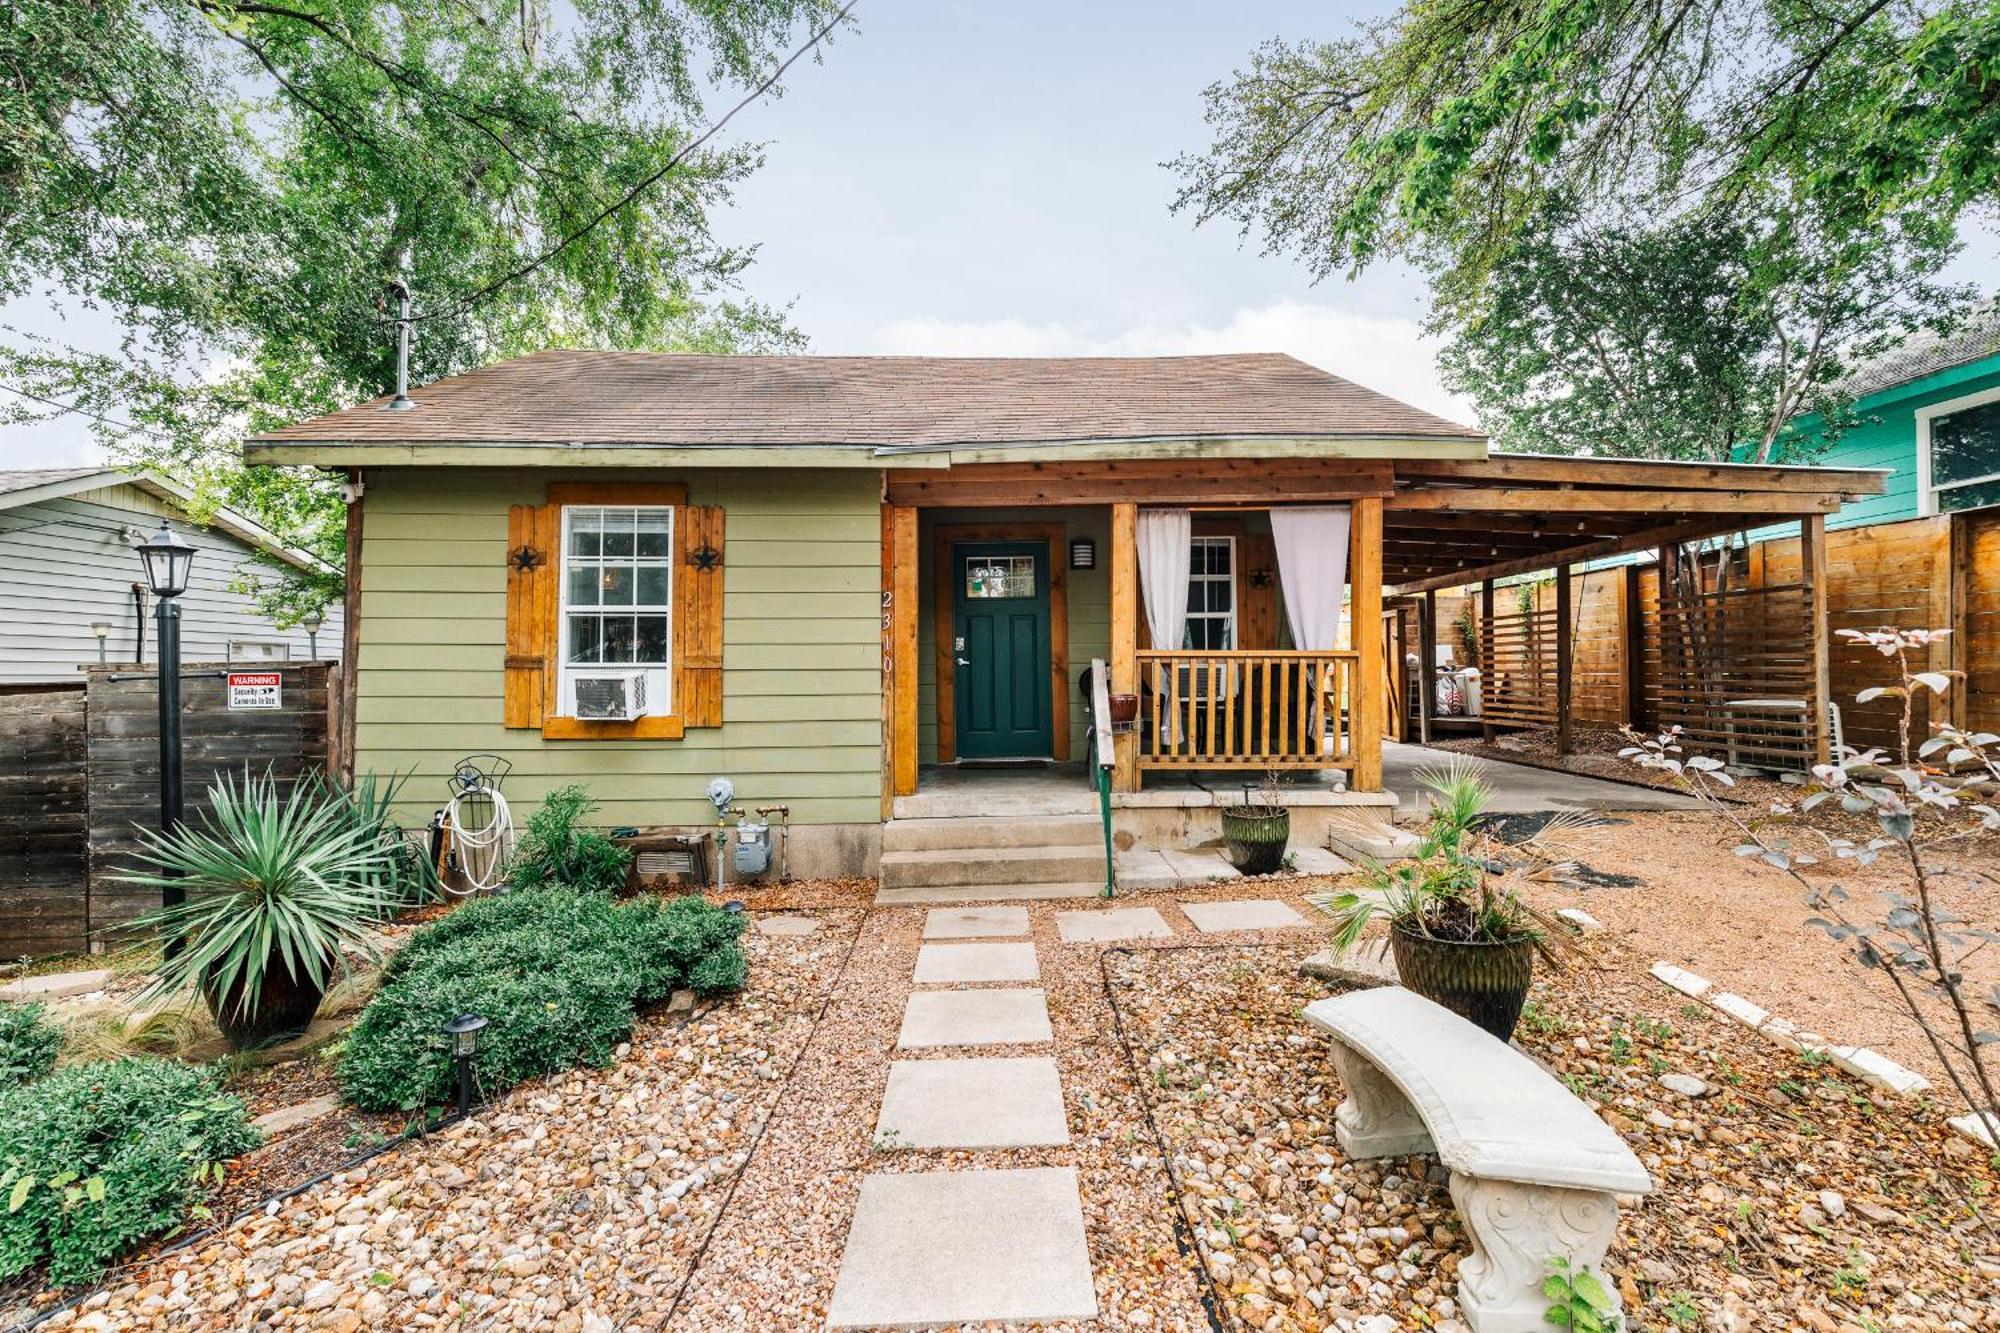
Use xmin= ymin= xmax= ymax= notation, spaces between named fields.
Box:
xmin=1135 ymin=649 xmax=1360 ymax=770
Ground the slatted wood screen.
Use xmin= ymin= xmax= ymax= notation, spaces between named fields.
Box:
xmin=1480 ymin=605 xmax=1560 ymax=728
xmin=1646 ymin=579 xmax=1817 ymax=770
xmin=1967 ymin=511 xmax=2000 ymax=737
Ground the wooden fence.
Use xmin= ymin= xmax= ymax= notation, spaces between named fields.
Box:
xmin=0 ymin=689 xmax=88 ymax=959
xmin=1401 ymin=508 xmax=2000 ymax=769
xmin=0 ymin=662 xmax=335 ymax=958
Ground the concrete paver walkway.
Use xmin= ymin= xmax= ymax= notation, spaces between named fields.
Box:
xmin=830 ymin=907 xmax=1102 ymax=1328
xmin=1182 ymin=898 xmax=1309 ymax=932
xmin=1054 ymin=905 xmax=1173 ymax=942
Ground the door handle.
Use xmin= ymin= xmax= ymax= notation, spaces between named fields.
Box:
xmin=955 ymin=656 xmax=972 ymax=666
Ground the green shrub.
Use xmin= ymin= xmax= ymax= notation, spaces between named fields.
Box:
xmin=505 ymin=785 xmax=631 ymax=894
xmin=0 ymin=1059 xmax=258 ymax=1287
xmin=0 ymin=1003 xmax=62 ymax=1088
xmin=339 ymin=890 xmax=745 ymax=1112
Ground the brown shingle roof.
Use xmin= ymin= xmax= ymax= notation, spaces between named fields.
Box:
xmin=253 ymin=350 xmax=1482 ymax=448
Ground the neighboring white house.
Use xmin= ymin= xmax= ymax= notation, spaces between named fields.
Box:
xmin=0 ymin=468 xmax=342 ymax=686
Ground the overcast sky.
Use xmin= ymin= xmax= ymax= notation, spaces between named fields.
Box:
xmin=5 ymin=0 xmax=1994 ymax=468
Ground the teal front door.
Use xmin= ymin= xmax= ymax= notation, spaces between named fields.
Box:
xmin=952 ymin=540 xmax=1054 ymax=760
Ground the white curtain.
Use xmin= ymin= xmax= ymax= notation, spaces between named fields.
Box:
xmin=1137 ymin=508 xmax=1192 ymax=651
xmin=1270 ymin=505 xmax=1352 ymax=650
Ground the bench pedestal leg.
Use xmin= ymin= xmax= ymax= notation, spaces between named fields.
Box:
xmin=1449 ymin=1173 xmax=1623 ymax=1333
xmin=1328 ymin=1041 xmax=1433 ymax=1159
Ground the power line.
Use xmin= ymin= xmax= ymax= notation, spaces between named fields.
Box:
xmin=0 ymin=382 xmax=177 ymax=442
xmin=407 ymin=0 xmax=860 ymax=326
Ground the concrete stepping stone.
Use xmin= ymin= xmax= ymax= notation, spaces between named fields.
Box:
xmin=251 ymin=1093 xmax=341 ymax=1135
xmin=898 ymin=989 xmax=1052 ymax=1048
xmin=922 ymin=906 xmax=1030 ymax=939
xmin=1290 ymin=846 xmax=1356 ymax=875
xmin=753 ymin=915 xmax=820 ymax=937
xmin=0 ymin=969 xmax=112 ymax=1003
xmin=826 ymin=1167 xmax=1097 ymax=1328
xmin=913 ymin=941 xmax=1039 ymax=984
xmin=1181 ymin=899 xmax=1308 ymax=932
xmin=874 ymin=1057 xmax=1069 ymax=1149
xmin=1054 ymin=906 xmax=1172 ymax=942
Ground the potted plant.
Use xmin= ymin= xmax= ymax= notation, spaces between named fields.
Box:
xmin=1221 ymin=769 xmax=1291 ymax=876
xmin=1316 ymin=762 xmax=1556 ymax=1041
xmin=120 ymin=769 xmax=403 ymax=1048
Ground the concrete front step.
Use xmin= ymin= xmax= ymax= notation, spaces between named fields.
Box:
xmin=876 ymin=880 xmax=1105 ymax=906
xmin=880 ymin=843 xmax=1107 ymax=889
xmin=882 ymin=814 xmax=1102 ymax=854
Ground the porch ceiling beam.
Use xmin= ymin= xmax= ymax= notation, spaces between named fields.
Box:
xmin=1386 ymin=515 xmax=1764 ymax=596
xmin=1385 ymin=486 xmax=1843 ymax=514
xmin=1384 ymin=511 xmax=1625 ymax=536
xmin=1394 ymin=454 xmax=1886 ymax=496
xmin=881 ymin=457 xmax=1394 ymax=508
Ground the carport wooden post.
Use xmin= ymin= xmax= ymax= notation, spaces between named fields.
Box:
xmin=1622 ymin=563 xmax=1646 ymax=730
xmin=1479 ymin=580 xmax=1496 ymax=742
xmin=1803 ymin=514 xmax=1832 ymax=765
xmin=1555 ymin=562 xmax=1574 ymax=756
xmin=1350 ymin=497 xmax=1385 ymax=792
xmin=1110 ymin=501 xmax=1140 ymax=792
xmin=1417 ymin=590 xmax=1437 ymax=744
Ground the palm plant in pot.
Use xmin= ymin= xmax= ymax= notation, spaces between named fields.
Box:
xmin=119 ymin=769 xmax=403 ymax=1048
xmin=1315 ymin=762 xmax=1558 ymax=1041
xmin=1221 ymin=768 xmax=1291 ymax=876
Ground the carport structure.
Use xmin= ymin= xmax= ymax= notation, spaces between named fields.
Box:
xmin=1381 ymin=453 xmax=1887 ymax=769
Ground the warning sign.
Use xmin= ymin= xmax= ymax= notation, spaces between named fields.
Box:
xmin=227 ymin=672 xmax=282 ymax=710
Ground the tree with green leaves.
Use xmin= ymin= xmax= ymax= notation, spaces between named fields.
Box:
xmin=1171 ymin=0 xmax=1993 ymax=459
xmin=1 ymin=0 xmax=844 ymax=618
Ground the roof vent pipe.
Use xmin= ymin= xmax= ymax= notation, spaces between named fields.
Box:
xmin=383 ymin=273 xmax=418 ymax=412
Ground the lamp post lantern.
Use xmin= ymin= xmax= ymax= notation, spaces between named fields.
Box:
xmin=301 ymin=608 xmax=324 ymax=660
xmin=137 ymin=522 xmax=197 ymax=949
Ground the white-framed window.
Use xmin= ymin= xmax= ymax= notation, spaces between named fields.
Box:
xmin=1917 ymin=384 xmax=2000 ymax=515
xmin=1184 ymin=535 xmax=1236 ymax=650
xmin=557 ymin=505 xmax=674 ymax=716
xmin=228 ymin=639 xmax=291 ymax=661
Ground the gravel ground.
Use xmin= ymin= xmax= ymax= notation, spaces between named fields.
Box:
xmin=15 ymin=903 xmax=867 ymax=1333
xmin=1114 ymin=935 xmax=2000 ymax=1333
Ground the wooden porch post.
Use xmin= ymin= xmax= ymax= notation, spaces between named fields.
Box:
xmin=1803 ymin=515 xmax=1831 ymax=764
xmin=1479 ymin=579 xmax=1496 ymax=742
xmin=1554 ymin=562 xmax=1574 ymax=756
xmin=885 ymin=503 xmax=920 ymax=800
xmin=1110 ymin=501 xmax=1140 ymax=792
xmin=1350 ymin=497 xmax=1385 ymax=791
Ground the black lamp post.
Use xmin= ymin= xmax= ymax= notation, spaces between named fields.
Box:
xmin=444 ymin=1013 xmax=488 ymax=1116
xmin=137 ymin=522 xmax=197 ymax=950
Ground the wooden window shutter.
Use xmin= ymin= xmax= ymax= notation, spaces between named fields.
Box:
xmin=504 ymin=503 xmax=558 ymax=727
xmin=676 ymin=504 xmax=725 ymax=727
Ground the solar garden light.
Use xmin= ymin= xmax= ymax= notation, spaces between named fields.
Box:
xmin=444 ymin=1013 xmax=489 ymax=1116
xmin=301 ymin=607 xmax=324 ymax=659
xmin=90 ymin=621 xmax=111 ymax=664
xmin=137 ymin=521 xmax=197 ymax=950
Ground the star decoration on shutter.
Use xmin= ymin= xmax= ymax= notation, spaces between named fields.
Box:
xmin=508 ymin=545 xmax=546 ymax=572
xmin=688 ymin=543 xmax=724 ymax=571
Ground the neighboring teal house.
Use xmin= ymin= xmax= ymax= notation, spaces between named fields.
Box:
xmin=1794 ymin=306 xmax=2000 ymax=525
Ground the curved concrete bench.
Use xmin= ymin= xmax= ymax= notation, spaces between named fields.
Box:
xmin=1302 ymin=987 xmax=1653 ymax=1332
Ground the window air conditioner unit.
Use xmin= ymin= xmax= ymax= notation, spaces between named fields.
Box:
xmin=573 ymin=672 xmax=647 ymax=721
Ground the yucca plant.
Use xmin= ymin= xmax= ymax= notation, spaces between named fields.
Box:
xmin=118 ymin=769 xmax=400 ymax=1048
xmin=309 ymin=768 xmax=438 ymax=913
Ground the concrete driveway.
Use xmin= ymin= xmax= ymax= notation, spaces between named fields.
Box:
xmin=1383 ymin=742 xmax=1702 ymax=814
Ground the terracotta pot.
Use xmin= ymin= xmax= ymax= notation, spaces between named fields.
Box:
xmin=1220 ymin=804 xmax=1290 ymax=876
xmin=1108 ymin=693 xmax=1139 ymax=727
xmin=203 ymin=951 xmax=330 ymax=1049
xmin=1389 ymin=924 xmax=1534 ymax=1042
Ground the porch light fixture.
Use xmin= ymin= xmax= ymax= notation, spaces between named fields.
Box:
xmin=1069 ymin=537 xmax=1095 ymax=570
xmin=444 ymin=1012 xmax=489 ymax=1116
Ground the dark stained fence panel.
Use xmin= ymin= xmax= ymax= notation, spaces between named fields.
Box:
xmin=0 ymin=689 xmax=88 ymax=957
